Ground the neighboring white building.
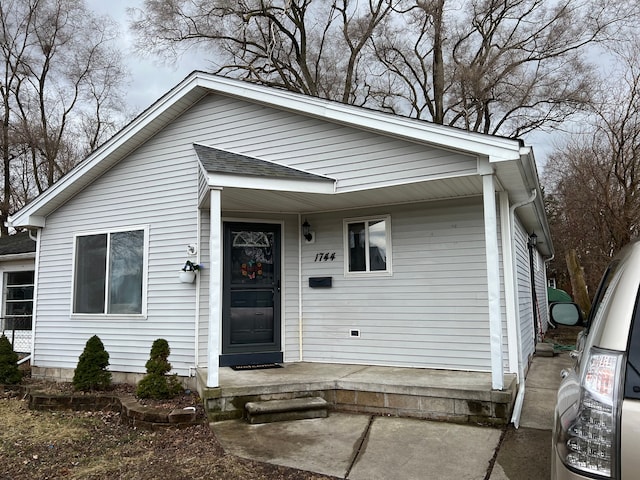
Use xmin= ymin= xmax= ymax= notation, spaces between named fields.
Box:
xmin=0 ymin=232 xmax=36 ymax=353
xmin=9 ymin=72 xmax=551 ymax=392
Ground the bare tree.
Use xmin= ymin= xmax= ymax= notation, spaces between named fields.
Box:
xmin=544 ymin=40 xmax=640 ymax=293
xmin=130 ymin=0 xmax=394 ymax=106
xmin=0 ymin=0 xmax=128 ymax=235
xmin=371 ymin=0 xmax=633 ymax=136
xmin=131 ymin=0 xmax=635 ymax=137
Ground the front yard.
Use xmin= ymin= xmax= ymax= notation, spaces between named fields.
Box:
xmin=0 ymin=394 xmax=334 ymax=480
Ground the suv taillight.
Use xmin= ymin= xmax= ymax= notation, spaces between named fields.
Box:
xmin=558 ymin=348 xmax=623 ymax=478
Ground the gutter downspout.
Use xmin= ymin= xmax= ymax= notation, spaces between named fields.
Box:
xmin=510 ymin=189 xmax=537 ymax=428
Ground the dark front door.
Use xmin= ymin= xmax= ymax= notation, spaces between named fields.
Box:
xmin=221 ymin=222 xmax=282 ymax=366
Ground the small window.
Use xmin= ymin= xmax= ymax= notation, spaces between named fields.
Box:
xmin=73 ymin=228 xmax=147 ymax=315
xmin=3 ymin=271 xmax=34 ymax=330
xmin=344 ymin=216 xmax=391 ymax=275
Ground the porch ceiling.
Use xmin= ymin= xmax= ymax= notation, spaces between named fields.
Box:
xmin=216 ymin=175 xmax=484 ymax=213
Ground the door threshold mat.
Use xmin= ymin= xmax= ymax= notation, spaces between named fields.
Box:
xmin=230 ymin=363 xmax=283 ymax=371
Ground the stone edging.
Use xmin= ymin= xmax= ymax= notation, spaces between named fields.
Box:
xmin=1 ymin=384 xmax=202 ymax=431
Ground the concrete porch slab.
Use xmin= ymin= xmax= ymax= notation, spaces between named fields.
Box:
xmin=198 ymin=362 xmax=517 ymax=425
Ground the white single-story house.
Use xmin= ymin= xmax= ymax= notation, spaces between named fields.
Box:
xmin=0 ymin=232 xmax=36 ymax=353
xmin=8 ymin=72 xmax=551 ymax=401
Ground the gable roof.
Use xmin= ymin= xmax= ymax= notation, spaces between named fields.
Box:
xmin=8 ymin=71 xmax=550 ymax=254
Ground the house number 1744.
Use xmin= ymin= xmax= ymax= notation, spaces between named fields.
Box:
xmin=314 ymin=252 xmax=336 ymax=262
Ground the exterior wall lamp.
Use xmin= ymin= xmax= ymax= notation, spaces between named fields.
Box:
xmin=302 ymin=219 xmax=313 ymax=242
xmin=527 ymin=232 xmax=538 ymax=249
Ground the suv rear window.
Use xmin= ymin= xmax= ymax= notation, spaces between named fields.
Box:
xmin=624 ymin=281 xmax=640 ymax=400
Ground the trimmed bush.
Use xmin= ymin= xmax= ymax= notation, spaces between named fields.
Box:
xmin=136 ymin=338 xmax=182 ymax=399
xmin=73 ymin=335 xmax=112 ymax=391
xmin=0 ymin=334 xmax=22 ymax=384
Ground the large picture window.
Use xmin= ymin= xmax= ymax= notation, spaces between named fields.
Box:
xmin=344 ymin=216 xmax=392 ymax=275
xmin=73 ymin=228 xmax=146 ymax=315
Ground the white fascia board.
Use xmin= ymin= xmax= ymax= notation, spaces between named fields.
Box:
xmin=194 ymin=73 xmax=524 ymax=161
xmin=10 ymin=77 xmax=208 ymax=227
xmin=208 ymin=173 xmax=336 ymax=194
xmin=0 ymin=252 xmax=36 ymax=262
xmin=8 ymin=214 xmax=45 ymax=229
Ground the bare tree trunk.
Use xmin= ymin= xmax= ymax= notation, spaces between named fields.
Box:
xmin=432 ymin=0 xmax=445 ymax=124
xmin=565 ymin=249 xmax=591 ymax=315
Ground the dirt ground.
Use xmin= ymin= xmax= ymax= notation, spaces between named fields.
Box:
xmin=543 ymin=324 xmax=583 ymax=349
xmin=0 ymin=390 xmax=337 ymax=480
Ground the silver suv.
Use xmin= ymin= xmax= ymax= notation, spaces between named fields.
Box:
xmin=551 ymin=241 xmax=640 ymax=479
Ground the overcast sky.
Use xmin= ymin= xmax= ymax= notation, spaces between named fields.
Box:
xmin=87 ymin=0 xmax=203 ymax=112
xmin=87 ymin=0 xmax=555 ymax=168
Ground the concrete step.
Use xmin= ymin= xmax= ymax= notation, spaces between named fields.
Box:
xmin=245 ymin=396 xmax=329 ymax=424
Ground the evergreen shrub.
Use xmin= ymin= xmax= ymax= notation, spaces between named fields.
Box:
xmin=136 ymin=338 xmax=182 ymax=399
xmin=0 ymin=334 xmax=22 ymax=384
xmin=72 ymin=335 xmax=112 ymax=391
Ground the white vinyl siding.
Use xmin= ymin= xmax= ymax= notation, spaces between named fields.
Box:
xmin=33 ymin=128 xmax=201 ymax=376
xmin=197 ymin=208 xmax=210 ymax=368
xmin=30 ymin=88 xmax=533 ymax=377
xmin=176 ymin=94 xmax=477 ymax=191
xmin=299 ymin=198 xmax=492 ymax=371
xmin=514 ymin=219 xmax=535 ymax=362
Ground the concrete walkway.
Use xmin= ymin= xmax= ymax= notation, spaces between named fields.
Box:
xmin=211 ymin=352 xmax=573 ymax=479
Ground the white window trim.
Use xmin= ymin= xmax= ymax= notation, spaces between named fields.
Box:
xmin=343 ymin=215 xmax=392 ymax=277
xmin=70 ymin=225 xmax=149 ymax=319
xmin=2 ymin=270 xmax=34 ymax=330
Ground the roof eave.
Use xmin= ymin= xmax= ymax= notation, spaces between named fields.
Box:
xmin=208 ymin=173 xmax=335 ymax=194
xmin=194 ymin=73 xmax=524 ymax=161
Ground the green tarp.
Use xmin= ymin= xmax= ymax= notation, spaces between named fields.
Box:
xmin=547 ymin=287 xmax=572 ymax=303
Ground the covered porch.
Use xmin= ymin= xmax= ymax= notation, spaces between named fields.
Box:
xmin=197 ymin=361 xmax=517 ymax=425
xmin=199 ymin=151 xmax=527 ymax=391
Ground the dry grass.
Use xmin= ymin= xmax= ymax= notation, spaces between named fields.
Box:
xmin=0 ymin=396 xmax=336 ymax=480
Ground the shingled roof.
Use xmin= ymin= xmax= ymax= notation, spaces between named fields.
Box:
xmin=194 ymin=144 xmax=333 ymax=181
xmin=0 ymin=231 xmax=36 ymax=256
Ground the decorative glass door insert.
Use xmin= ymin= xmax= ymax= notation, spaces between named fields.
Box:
xmin=223 ymin=223 xmax=281 ymax=354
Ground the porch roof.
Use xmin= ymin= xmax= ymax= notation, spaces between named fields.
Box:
xmin=215 ymin=175 xmax=484 ymax=214
xmin=195 ymin=144 xmax=334 ymax=182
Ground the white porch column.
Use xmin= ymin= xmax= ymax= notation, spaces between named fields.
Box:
xmin=207 ymin=188 xmax=222 ymax=387
xmin=481 ymin=166 xmax=504 ymax=390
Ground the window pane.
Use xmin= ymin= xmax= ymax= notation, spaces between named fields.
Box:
xmin=74 ymin=234 xmax=107 ymax=313
xmin=230 ymin=230 xmax=275 ymax=285
xmin=5 ymin=301 xmax=32 ymax=316
xmin=369 ymin=220 xmax=387 ymax=271
xmin=108 ymin=230 xmax=144 ymax=314
xmin=348 ymin=222 xmax=366 ymax=272
xmin=4 ymin=316 xmax=31 ymax=330
xmin=6 ymin=285 xmax=33 ymax=301
xmin=6 ymin=271 xmax=34 ymax=285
